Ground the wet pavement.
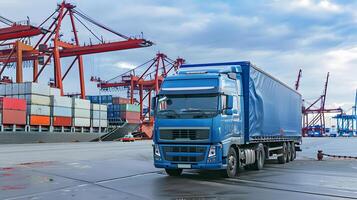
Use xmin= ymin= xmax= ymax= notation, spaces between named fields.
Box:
xmin=1 ymin=138 xmax=357 ymax=199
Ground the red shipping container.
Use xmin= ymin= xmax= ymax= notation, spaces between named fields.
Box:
xmin=120 ymin=111 xmax=140 ymax=120
xmin=127 ymin=119 xmax=141 ymax=124
xmin=113 ymin=97 xmax=131 ymax=104
xmin=2 ymin=109 xmax=26 ymax=125
xmin=30 ymin=115 xmax=50 ymax=126
xmin=53 ymin=116 xmax=72 ymax=127
xmin=0 ymin=97 xmax=26 ymax=111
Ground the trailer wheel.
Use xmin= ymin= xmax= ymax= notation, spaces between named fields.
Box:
xmin=252 ymin=144 xmax=265 ymax=170
xmin=286 ymin=142 xmax=291 ymax=163
xmin=165 ymin=169 xmax=183 ymax=176
xmin=290 ymin=142 xmax=296 ymax=161
xmin=277 ymin=142 xmax=287 ymax=164
xmin=226 ymin=147 xmax=238 ymax=178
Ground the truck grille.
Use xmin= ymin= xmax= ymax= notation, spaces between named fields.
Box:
xmin=159 ymin=129 xmax=209 ymax=140
xmin=162 ymin=146 xmax=206 ymax=163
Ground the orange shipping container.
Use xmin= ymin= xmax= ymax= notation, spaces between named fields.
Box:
xmin=2 ymin=110 xmax=26 ymax=125
xmin=53 ymin=116 xmax=72 ymax=127
xmin=30 ymin=115 xmax=50 ymax=126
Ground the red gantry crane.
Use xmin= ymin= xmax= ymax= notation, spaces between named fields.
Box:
xmin=0 ymin=1 xmax=152 ymax=99
xmin=95 ymin=53 xmax=185 ymax=138
xmin=33 ymin=1 xmax=152 ymax=99
xmin=0 ymin=15 xmax=45 ymax=83
xmin=302 ymin=72 xmax=342 ymax=136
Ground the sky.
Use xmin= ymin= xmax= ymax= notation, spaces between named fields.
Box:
xmin=0 ymin=0 xmax=356 ymax=115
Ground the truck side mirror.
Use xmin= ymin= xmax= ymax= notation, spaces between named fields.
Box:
xmin=151 ymin=96 xmax=156 ymax=110
xmin=151 ymin=96 xmax=156 ymax=116
xmin=226 ymin=95 xmax=233 ymax=109
xmin=226 ymin=95 xmax=234 ymax=115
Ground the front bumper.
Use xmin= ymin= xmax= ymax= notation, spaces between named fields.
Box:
xmin=153 ymin=143 xmax=225 ymax=170
xmin=154 ymin=162 xmax=225 ymax=169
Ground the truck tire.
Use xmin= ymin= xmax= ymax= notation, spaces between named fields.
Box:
xmin=290 ymin=142 xmax=296 ymax=161
xmin=165 ymin=169 xmax=183 ymax=176
xmin=226 ymin=147 xmax=238 ymax=178
xmin=286 ymin=142 xmax=291 ymax=163
xmin=252 ymin=144 xmax=265 ymax=170
xmin=277 ymin=142 xmax=287 ymax=164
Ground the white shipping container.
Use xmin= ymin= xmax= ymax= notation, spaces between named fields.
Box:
xmin=73 ymin=117 xmax=91 ymax=127
xmin=25 ymin=94 xmax=51 ymax=105
xmin=0 ymin=84 xmax=5 ymax=95
xmin=11 ymin=83 xmax=19 ymax=94
xmin=18 ymin=83 xmax=25 ymax=94
xmin=53 ymin=106 xmax=72 ymax=117
xmin=92 ymin=110 xmax=107 ymax=119
xmin=72 ymin=98 xmax=90 ymax=109
xmin=50 ymin=88 xmax=61 ymax=96
xmin=51 ymin=96 xmax=72 ymax=107
xmin=24 ymin=82 xmax=50 ymax=95
xmin=91 ymin=104 xmax=107 ymax=111
xmin=27 ymin=105 xmax=50 ymax=116
xmin=73 ymin=108 xmax=90 ymax=118
xmin=91 ymin=119 xmax=108 ymax=127
xmin=100 ymin=104 xmax=107 ymax=111
xmin=5 ymin=84 xmax=12 ymax=95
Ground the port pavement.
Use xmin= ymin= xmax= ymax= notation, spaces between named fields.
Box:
xmin=0 ymin=138 xmax=357 ymax=199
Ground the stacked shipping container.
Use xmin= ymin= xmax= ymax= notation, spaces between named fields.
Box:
xmin=72 ymin=98 xmax=91 ymax=127
xmin=86 ymin=95 xmax=113 ymax=104
xmin=51 ymin=96 xmax=72 ymax=127
xmin=0 ymin=97 xmax=26 ymax=125
xmin=0 ymin=82 xmax=107 ymax=130
xmin=109 ymin=97 xmax=140 ymax=124
xmin=91 ymin=104 xmax=108 ymax=127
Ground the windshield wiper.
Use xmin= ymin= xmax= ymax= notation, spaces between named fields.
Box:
xmin=180 ymin=108 xmax=214 ymax=118
xmin=181 ymin=108 xmax=217 ymax=113
xmin=181 ymin=108 xmax=202 ymax=112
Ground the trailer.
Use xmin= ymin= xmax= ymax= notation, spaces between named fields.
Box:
xmin=152 ymin=61 xmax=302 ymax=177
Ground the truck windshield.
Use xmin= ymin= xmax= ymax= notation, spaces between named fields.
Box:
xmin=156 ymin=94 xmax=218 ymax=119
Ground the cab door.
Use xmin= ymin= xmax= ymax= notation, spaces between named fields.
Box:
xmin=233 ymin=78 xmax=243 ymax=138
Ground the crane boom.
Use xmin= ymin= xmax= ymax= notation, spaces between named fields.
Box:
xmin=295 ymin=69 xmax=302 ymax=90
xmin=59 ymin=39 xmax=151 ymax=57
xmin=0 ymin=25 xmax=44 ymax=41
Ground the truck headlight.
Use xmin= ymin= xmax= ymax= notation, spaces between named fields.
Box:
xmin=154 ymin=144 xmax=161 ymax=157
xmin=208 ymin=145 xmax=216 ymax=157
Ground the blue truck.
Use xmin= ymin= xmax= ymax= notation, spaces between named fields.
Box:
xmin=152 ymin=61 xmax=302 ymax=177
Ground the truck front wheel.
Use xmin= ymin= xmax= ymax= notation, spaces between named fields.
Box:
xmin=165 ymin=169 xmax=183 ymax=176
xmin=226 ymin=147 xmax=238 ymax=178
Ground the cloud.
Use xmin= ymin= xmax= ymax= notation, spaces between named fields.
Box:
xmin=115 ymin=61 xmax=136 ymax=70
xmin=278 ymin=0 xmax=342 ymax=13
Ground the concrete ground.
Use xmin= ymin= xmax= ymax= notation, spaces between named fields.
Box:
xmin=1 ymin=138 xmax=357 ymax=199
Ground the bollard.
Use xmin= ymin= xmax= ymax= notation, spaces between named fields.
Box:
xmin=317 ymin=150 xmax=324 ymax=161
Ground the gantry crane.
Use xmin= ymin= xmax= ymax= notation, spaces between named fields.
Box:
xmin=96 ymin=53 xmax=185 ymax=138
xmin=33 ymin=1 xmax=153 ymax=99
xmin=0 ymin=15 xmax=45 ymax=83
xmin=333 ymin=89 xmax=357 ymax=136
xmin=302 ymin=72 xmax=342 ymax=136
